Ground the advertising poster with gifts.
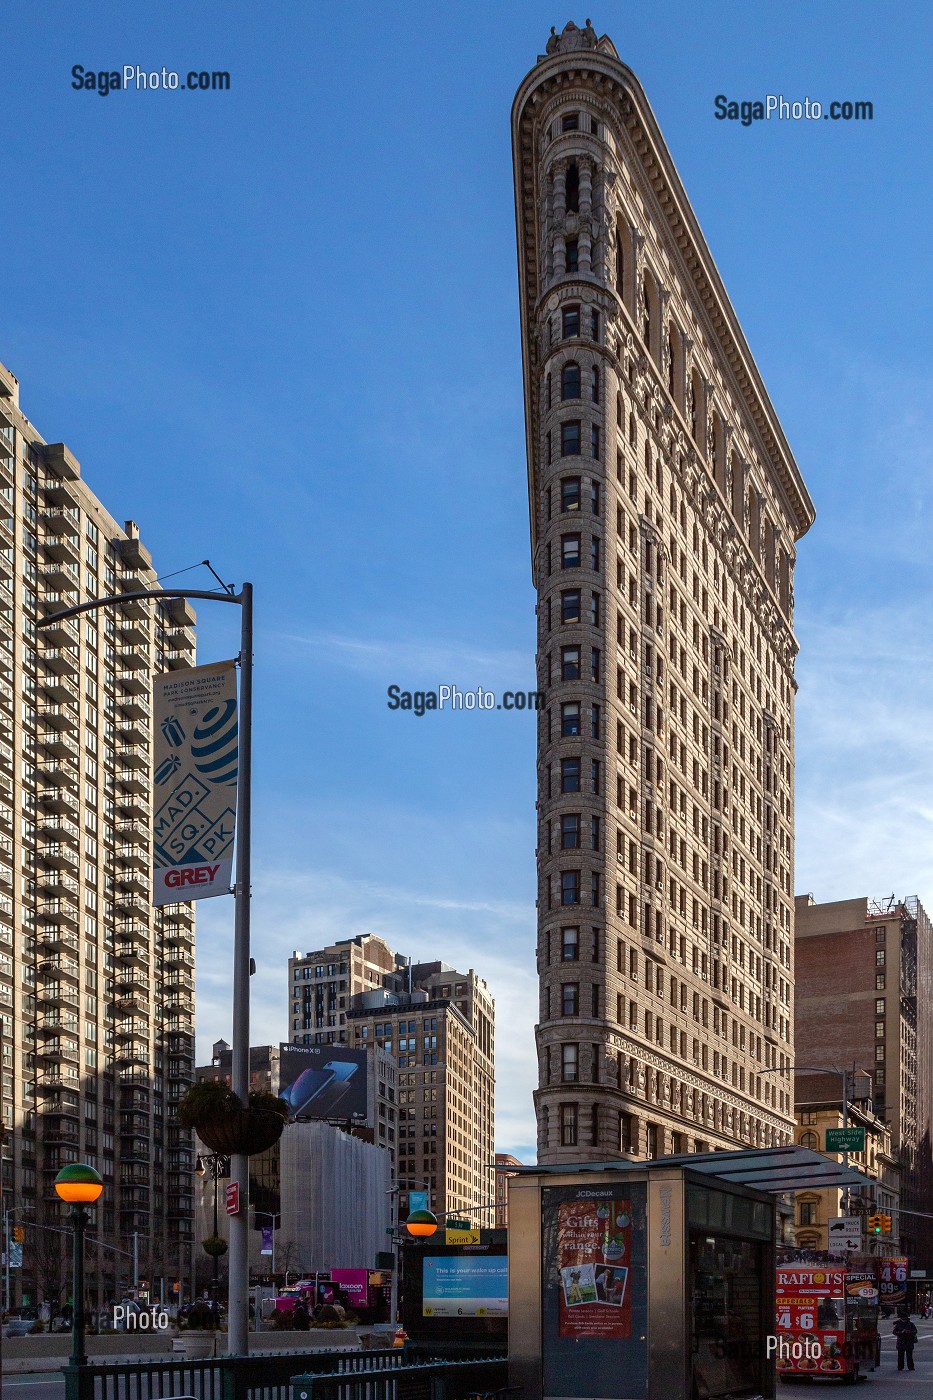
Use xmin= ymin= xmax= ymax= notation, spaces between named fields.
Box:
xmin=557 ymin=1198 xmax=632 ymax=1338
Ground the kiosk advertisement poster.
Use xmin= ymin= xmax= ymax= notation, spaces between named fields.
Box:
xmin=880 ymin=1257 xmax=908 ymax=1305
xmin=557 ymin=1198 xmax=632 ymax=1338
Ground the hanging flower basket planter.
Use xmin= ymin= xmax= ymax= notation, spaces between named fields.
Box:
xmin=177 ymin=1081 xmax=289 ymax=1156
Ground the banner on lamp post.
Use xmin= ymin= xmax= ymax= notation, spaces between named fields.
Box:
xmin=260 ymin=1227 xmax=273 ymax=1256
xmin=152 ymin=660 xmax=238 ymax=904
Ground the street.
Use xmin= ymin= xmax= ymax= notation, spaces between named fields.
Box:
xmin=777 ymin=1325 xmax=933 ymax=1396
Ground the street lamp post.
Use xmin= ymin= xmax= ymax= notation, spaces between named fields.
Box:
xmin=39 ymin=581 xmax=254 ymax=1356
xmin=195 ymin=1154 xmax=230 ymax=1299
xmin=54 ymin=1164 xmax=103 ymax=1369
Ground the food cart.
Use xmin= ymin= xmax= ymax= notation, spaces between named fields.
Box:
xmin=507 ymin=1145 xmax=865 ymax=1400
xmin=775 ymin=1262 xmax=880 ymax=1382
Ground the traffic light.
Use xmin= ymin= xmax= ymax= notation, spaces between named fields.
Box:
xmin=868 ymin=1214 xmax=883 ymax=1234
xmin=881 ymin=1214 xmax=893 ymax=1234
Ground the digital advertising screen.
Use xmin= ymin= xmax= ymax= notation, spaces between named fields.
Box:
xmin=422 ymin=1255 xmax=508 ymax=1318
xmin=277 ymin=1043 xmax=368 ymax=1121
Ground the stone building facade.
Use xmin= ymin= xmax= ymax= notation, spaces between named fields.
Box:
xmin=512 ymin=23 xmax=814 ymax=1163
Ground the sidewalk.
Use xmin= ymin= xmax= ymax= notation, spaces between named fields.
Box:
xmin=2 ymin=1328 xmax=371 ymax=1374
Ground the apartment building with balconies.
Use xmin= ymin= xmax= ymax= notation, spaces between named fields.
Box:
xmin=0 ymin=357 xmax=197 ymax=1308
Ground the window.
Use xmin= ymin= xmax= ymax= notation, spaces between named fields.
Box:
xmin=591 ymin=424 xmax=601 ymax=459
xmin=562 ymin=1044 xmax=579 ymax=1082
xmin=876 ymin=998 xmax=886 ymax=1014
xmin=561 ymin=362 xmax=581 ymax=399
xmin=561 ymin=927 xmax=579 ymax=961
xmin=561 ymin=476 xmax=582 ymax=511
xmin=561 ymin=534 xmax=581 ymax=568
xmin=561 ymin=701 xmax=581 ymax=737
xmin=562 ymin=983 xmax=579 ymax=1016
xmin=561 ymin=871 xmax=580 ymax=906
xmin=560 ymin=1102 xmax=578 ymax=1145
xmin=798 ymin=1200 xmax=818 ymax=1225
xmin=876 ymin=973 xmax=886 ymax=990
xmin=561 ymin=113 xmax=579 ymax=132
xmin=561 ymin=757 xmax=581 ymax=792
xmin=561 ymin=814 xmax=581 ymax=849
xmin=591 ymin=366 xmax=600 ymax=404
xmin=561 ymin=646 xmax=581 ymax=681
xmin=562 ymin=306 xmax=580 ymax=338
xmin=799 ymin=1130 xmax=819 ymax=1151
xmin=590 ymin=116 xmax=599 ymax=135
xmin=561 ymin=420 xmax=582 ymax=456
xmin=876 ymin=949 xmax=885 ymax=966
xmin=590 ymin=308 xmax=600 ymax=340
xmin=561 ymin=590 xmax=582 ymax=623
xmin=875 ymin=927 xmax=886 ymax=942
xmin=565 ymin=238 xmax=579 ymax=272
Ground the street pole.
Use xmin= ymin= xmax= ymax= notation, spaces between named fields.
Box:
xmin=212 ymin=1170 xmax=220 ymax=1298
xmin=70 ymin=1207 xmax=88 ymax=1368
xmin=227 ymin=581 xmax=252 ymax=1357
xmin=38 ymin=581 xmax=253 ymax=1356
xmin=133 ymin=1232 xmax=139 ymax=1292
xmin=3 ymin=1206 xmax=10 ymax=1315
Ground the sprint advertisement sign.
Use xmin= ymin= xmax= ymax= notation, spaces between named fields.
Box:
xmin=152 ymin=660 xmax=238 ymax=904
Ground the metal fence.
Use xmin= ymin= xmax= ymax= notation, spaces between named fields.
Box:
xmin=62 ymin=1347 xmax=423 ymax=1400
xmin=292 ymin=1357 xmax=511 ymax=1400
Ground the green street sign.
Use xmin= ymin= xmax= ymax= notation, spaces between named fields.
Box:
xmin=445 ymin=1219 xmax=471 ymax=1231
xmin=825 ymin=1127 xmax=866 ymax=1153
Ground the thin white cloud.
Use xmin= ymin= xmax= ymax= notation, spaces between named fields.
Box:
xmin=270 ymin=627 xmax=533 ymax=689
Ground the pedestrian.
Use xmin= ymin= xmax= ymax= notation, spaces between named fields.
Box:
xmin=292 ymin=1301 xmax=310 ymax=1331
xmin=893 ymin=1313 xmax=918 ymax=1371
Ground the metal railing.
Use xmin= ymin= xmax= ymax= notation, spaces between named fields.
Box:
xmin=61 ymin=1348 xmax=507 ymax=1400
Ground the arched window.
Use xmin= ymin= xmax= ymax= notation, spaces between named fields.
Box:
xmin=642 ymin=272 xmax=652 ymax=347
xmin=561 ymin=362 xmax=581 ymax=400
xmin=690 ymin=369 xmax=703 ymax=446
xmin=747 ymin=486 xmax=760 ymax=558
xmin=668 ymin=328 xmax=676 ymax=396
xmin=566 ymin=162 xmax=579 ymax=214
xmin=615 ymin=226 xmax=624 ymax=295
xmin=591 ymin=366 xmax=599 ymax=404
xmin=799 ymin=1131 xmax=819 ymax=1151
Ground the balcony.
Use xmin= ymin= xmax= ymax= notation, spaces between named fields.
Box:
xmin=38 ymin=816 xmax=80 ymax=847
xmin=115 ymin=867 xmax=149 ymax=898
xmin=36 ymin=1067 xmax=81 ymax=1092
xmin=162 ymin=945 xmax=195 ymax=969
xmin=37 ymin=1007 xmax=80 ymax=1032
xmin=119 ymin=692 xmax=150 ymax=722
xmin=119 ymin=618 xmax=150 ymax=648
xmin=41 ymin=475 xmax=80 ymax=509
xmin=39 ymin=729 xmax=79 ymax=761
xmin=118 ymin=744 xmax=149 ymax=770
xmin=38 ymin=703 xmax=79 ymax=734
xmin=36 ymin=1038 xmax=80 ymax=1064
xmin=39 ymin=843 xmax=80 ymax=875
xmin=41 ymin=505 xmax=80 ymax=536
xmin=117 ymin=843 xmax=148 ymax=871
xmin=117 ymin=717 xmax=150 ymax=747
xmin=39 ymin=646 xmax=79 ymax=677
xmin=38 ymin=954 xmax=80 ymax=983
xmin=40 ymin=613 xmax=80 ymax=649
xmin=40 ymin=560 xmax=80 ymax=593
xmin=41 ymin=673 xmax=79 ymax=706
xmin=41 ymin=1119 xmax=82 ymax=1147
xmin=38 ymin=899 xmax=80 ymax=931
xmin=118 ymin=645 xmax=149 ymax=673
xmin=115 ymin=942 xmax=148 ymax=968
xmin=117 ymin=768 xmax=147 ymax=796
xmin=37 ymin=982 xmax=80 ymax=1010
xmin=117 ymin=791 xmax=150 ymax=820
xmin=37 ymin=871 xmax=80 ymax=901
xmin=116 ymin=918 xmax=149 ymax=946
xmin=36 ymin=755 xmax=78 ymax=786
xmin=165 ymin=650 xmax=193 ymax=671
xmin=41 ymin=534 xmax=81 ymax=566
xmin=118 ymin=670 xmax=149 ymax=697
xmin=37 ymin=928 xmax=79 ymax=957
xmin=40 ymin=787 xmax=80 ymax=818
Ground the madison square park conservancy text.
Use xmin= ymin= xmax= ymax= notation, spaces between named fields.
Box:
xmin=387 ymin=685 xmax=543 ymax=716
xmin=714 ymin=94 xmax=873 ymax=126
xmin=72 ymin=65 xmax=230 ymax=95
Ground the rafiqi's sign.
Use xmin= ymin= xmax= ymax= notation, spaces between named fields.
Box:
xmin=152 ymin=660 xmax=238 ymax=904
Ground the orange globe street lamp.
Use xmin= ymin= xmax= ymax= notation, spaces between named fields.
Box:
xmin=54 ymin=1164 xmax=103 ymax=1368
xmin=404 ymin=1209 xmax=438 ymax=1239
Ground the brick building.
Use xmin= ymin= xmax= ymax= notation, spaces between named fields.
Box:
xmin=795 ymin=894 xmax=933 ymax=1265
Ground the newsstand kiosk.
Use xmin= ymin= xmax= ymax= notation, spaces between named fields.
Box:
xmin=507 ymin=1146 xmax=864 ymax=1400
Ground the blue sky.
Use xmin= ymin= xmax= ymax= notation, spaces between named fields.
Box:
xmin=2 ymin=2 xmax=931 ymax=1161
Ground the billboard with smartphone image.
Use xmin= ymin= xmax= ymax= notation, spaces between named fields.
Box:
xmin=278 ymin=1043 xmax=368 ymax=1121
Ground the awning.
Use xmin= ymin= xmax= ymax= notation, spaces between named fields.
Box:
xmin=504 ymin=1144 xmax=867 ymax=1194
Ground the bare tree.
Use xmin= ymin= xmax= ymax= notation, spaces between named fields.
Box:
xmin=32 ymin=1231 xmax=67 ymax=1315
